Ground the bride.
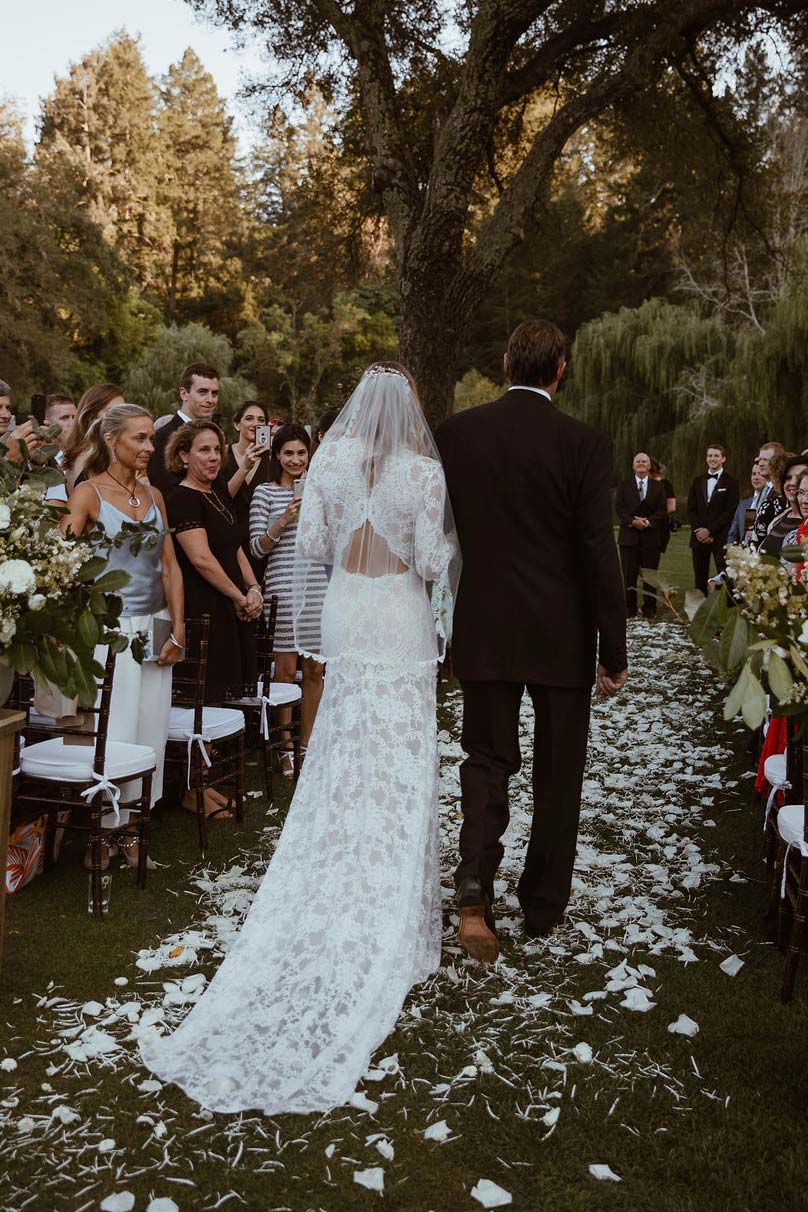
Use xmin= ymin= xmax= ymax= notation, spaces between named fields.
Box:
xmin=140 ymin=362 xmax=460 ymax=1114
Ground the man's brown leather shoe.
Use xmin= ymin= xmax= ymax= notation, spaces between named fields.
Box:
xmin=458 ymin=904 xmax=499 ymax=963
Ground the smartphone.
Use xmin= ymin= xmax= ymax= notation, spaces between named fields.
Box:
xmin=30 ymin=394 xmax=47 ymax=424
xmin=293 ymin=476 xmax=305 ymax=500
xmin=255 ymin=424 xmax=272 ymax=450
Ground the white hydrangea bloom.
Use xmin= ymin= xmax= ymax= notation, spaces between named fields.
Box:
xmin=0 ymin=558 xmax=36 ymax=595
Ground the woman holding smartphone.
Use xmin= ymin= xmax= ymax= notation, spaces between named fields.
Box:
xmin=249 ymin=423 xmax=328 ymax=774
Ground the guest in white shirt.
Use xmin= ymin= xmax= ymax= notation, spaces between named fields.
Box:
xmin=147 ymin=362 xmax=220 ymax=497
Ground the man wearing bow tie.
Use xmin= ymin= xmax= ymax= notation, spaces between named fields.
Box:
xmin=615 ymin=452 xmax=669 ymax=617
xmin=687 ymin=444 xmax=740 ymax=594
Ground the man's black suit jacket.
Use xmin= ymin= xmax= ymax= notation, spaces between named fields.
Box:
xmin=614 ymin=478 xmax=669 ymax=549
xmin=147 ymin=413 xmax=185 ymax=496
xmin=435 ymin=388 xmax=627 ymax=687
xmin=686 ymin=471 xmax=740 ymax=549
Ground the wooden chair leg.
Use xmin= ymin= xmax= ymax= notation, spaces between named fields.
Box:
xmin=781 ymin=859 xmax=808 ymax=1002
xmin=234 ymin=736 xmax=244 ymax=825
xmin=89 ymin=795 xmax=104 ymax=920
xmin=292 ymin=702 xmax=302 ymax=782
xmin=137 ymin=773 xmax=153 ymax=890
xmin=777 ymin=845 xmax=793 ymax=953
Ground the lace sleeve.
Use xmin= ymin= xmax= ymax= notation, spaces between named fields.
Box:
xmin=413 ymin=462 xmax=453 ymax=582
xmin=167 ymin=488 xmax=205 ymax=535
xmin=296 ymin=477 xmax=333 ymax=563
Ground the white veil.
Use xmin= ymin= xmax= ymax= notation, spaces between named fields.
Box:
xmin=292 ymin=363 xmax=461 ymax=663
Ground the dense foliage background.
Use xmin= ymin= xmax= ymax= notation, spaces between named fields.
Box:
xmin=2 ymin=22 xmax=807 ymax=493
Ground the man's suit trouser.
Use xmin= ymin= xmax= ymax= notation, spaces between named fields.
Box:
xmin=691 ymin=541 xmax=726 ymax=595
xmin=619 ymin=545 xmax=660 ymax=616
xmin=456 ymin=681 xmax=591 ymax=932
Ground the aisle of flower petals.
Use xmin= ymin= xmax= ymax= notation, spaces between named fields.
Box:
xmin=0 ymin=622 xmax=751 ymax=1211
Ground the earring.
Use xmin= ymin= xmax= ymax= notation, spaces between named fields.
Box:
xmin=111 ymin=450 xmax=117 ymax=463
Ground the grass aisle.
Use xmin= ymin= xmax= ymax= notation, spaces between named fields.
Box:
xmin=1 ymin=547 xmax=807 ymax=1211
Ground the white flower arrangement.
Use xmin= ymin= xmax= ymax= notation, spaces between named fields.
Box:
xmin=0 ymin=444 xmax=129 ymax=703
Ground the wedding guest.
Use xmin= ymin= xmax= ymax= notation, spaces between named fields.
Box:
xmin=311 ymin=405 xmax=342 ymax=457
xmin=45 ymin=394 xmax=76 ymax=456
xmin=687 ymin=444 xmax=740 ymax=593
xmin=221 ymin=400 xmax=273 ymax=580
xmin=63 ymin=383 xmax=125 ymax=491
xmin=759 ymin=455 xmax=808 ymax=559
xmin=250 ymin=423 xmax=329 ymax=773
xmin=0 ymin=379 xmax=10 ymax=432
xmin=751 ymin=440 xmax=786 ymax=547
xmin=726 ymin=460 xmax=766 ymax=547
xmin=615 ymin=452 xmax=668 ymax=617
xmin=165 ymin=421 xmax=263 ymax=720
xmin=649 ymin=458 xmax=676 ymax=553
xmin=0 ymin=378 xmax=45 ymax=465
xmin=795 ymin=473 xmax=808 ymax=579
xmin=148 ymin=363 xmax=220 ymax=496
xmin=60 ymin=404 xmax=185 ymax=870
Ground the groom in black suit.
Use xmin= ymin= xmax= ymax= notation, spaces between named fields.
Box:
xmin=436 ymin=321 xmax=627 ymax=963
xmin=686 ymin=444 xmax=740 ymax=593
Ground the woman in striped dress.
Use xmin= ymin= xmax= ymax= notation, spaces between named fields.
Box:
xmin=250 ymin=423 xmax=328 ymax=773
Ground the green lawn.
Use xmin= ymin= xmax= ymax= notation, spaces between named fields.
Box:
xmin=1 ymin=527 xmax=807 ymax=1212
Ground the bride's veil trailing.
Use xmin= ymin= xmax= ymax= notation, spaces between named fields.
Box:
xmin=293 ymin=362 xmax=461 ymax=662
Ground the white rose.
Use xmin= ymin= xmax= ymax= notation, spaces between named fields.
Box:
xmin=0 ymin=618 xmax=16 ymax=644
xmin=28 ymin=593 xmax=46 ymax=611
xmin=0 ymin=503 xmax=10 ymax=530
xmin=0 ymin=559 xmax=36 ymax=596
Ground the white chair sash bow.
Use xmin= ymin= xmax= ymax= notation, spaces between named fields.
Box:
xmin=185 ymin=731 xmax=213 ymax=788
xmin=80 ymin=771 xmax=122 ymax=825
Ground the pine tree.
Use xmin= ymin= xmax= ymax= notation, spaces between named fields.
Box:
xmin=157 ymin=49 xmax=244 ymax=329
xmin=36 ymin=32 xmax=171 ymax=293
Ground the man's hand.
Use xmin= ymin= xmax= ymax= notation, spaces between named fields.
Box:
xmin=596 ymin=665 xmax=628 ymax=698
xmin=630 ymin=516 xmax=649 ymax=529
xmin=694 ymin=527 xmax=711 ymax=543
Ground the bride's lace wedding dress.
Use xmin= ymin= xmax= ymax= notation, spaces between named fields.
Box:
xmin=141 ymin=367 xmax=459 ymax=1115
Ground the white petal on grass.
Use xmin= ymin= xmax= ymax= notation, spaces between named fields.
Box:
xmin=572 ymin=1042 xmax=593 ymax=1063
xmin=80 ymin=1000 xmax=104 ymax=1017
xmin=354 ymin=1167 xmax=384 ymax=1193
xmin=423 ymin=1119 xmax=451 ymax=1142
xmin=720 ymin=954 xmax=745 ymax=977
xmin=620 ymin=987 xmax=656 ymax=1012
xmin=542 ymin=1108 xmax=560 ymax=1127
xmin=97 ymin=1139 xmax=116 ymax=1153
xmin=147 ymin=1200 xmax=180 ymax=1212
xmin=376 ymin=1138 xmax=395 ymax=1160
xmin=100 ymin=1195 xmax=135 ymax=1212
xmin=350 ymin=1092 xmax=379 ymax=1114
xmin=471 ymin=1178 xmax=513 ymax=1207
xmin=51 ymin=1105 xmax=80 ymax=1125
xmin=668 ymin=1014 xmax=699 ymax=1038
xmin=589 ymin=1164 xmax=622 ymax=1182
xmin=0 ymin=1058 xmax=17 ymax=1072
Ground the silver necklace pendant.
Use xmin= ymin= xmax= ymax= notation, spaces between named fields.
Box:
xmin=128 ymin=492 xmax=141 ymax=508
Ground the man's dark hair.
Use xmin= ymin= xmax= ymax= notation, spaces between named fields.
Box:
xmin=179 ymin=363 xmax=219 ymax=393
xmin=505 ymin=320 xmax=566 ymax=388
xmin=706 ymin=442 xmax=727 ymax=457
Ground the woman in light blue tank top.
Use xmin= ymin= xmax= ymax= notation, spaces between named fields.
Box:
xmin=61 ymin=404 xmax=186 ymax=871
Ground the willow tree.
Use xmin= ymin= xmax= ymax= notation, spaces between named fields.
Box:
xmin=190 ymin=0 xmax=805 ymax=426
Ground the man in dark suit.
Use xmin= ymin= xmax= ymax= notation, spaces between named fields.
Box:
xmin=686 ymin=444 xmax=740 ymax=593
xmin=435 ymin=320 xmax=627 ymax=964
xmin=147 ymin=362 xmax=220 ymax=496
xmin=614 ymin=453 xmax=669 ymax=618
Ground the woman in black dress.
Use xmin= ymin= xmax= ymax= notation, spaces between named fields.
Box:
xmin=165 ymin=421 xmax=264 ymax=709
